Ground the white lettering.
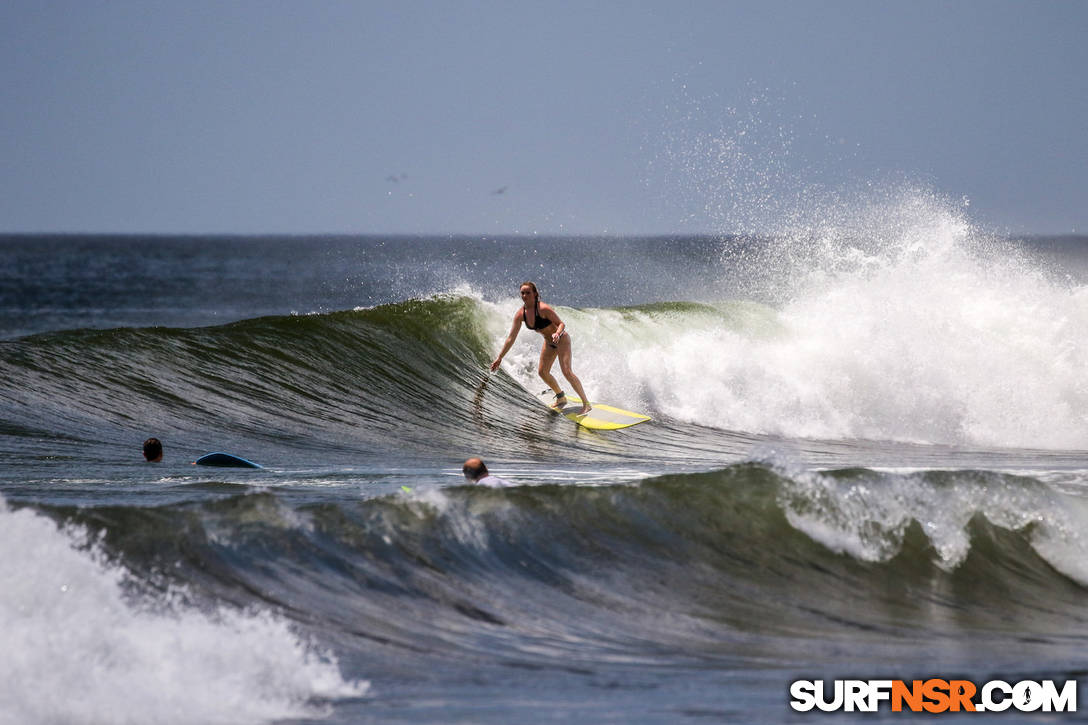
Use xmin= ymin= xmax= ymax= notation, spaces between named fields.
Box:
xmin=1014 ymin=680 xmax=1043 ymax=712
xmin=982 ymin=680 xmax=1012 ymax=712
xmin=844 ymin=680 xmax=868 ymax=712
xmin=789 ymin=680 xmax=816 ymax=712
xmin=868 ymin=680 xmax=893 ymax=711
xmin=1041 ymin=680 xmax=1077 ymax=713
xmin=816 ymin=679 xmax=844 ymax=712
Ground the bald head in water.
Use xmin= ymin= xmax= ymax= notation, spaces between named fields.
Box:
xmin=462 ymin=457 xmax=488 ymax=482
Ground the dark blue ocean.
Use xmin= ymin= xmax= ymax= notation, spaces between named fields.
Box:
xmin=3 ymin=199 xmax=1088 ymax=723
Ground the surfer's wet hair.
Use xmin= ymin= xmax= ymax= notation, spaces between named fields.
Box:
xmin=519 ymin=281 xmax=540 ymax=301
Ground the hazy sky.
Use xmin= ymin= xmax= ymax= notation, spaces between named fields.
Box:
xmin=2 ymin=1 xmax=1085 ymax=235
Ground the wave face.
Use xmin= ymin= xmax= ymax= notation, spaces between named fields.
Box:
xmin=18 ymin=462 xmax=1088 ymax=679
xmin=5 ymin=195 xmax=1088 ymax=454
xmin=0 ymin=298 xmax=506 ymax=461
xmin=4 ymin=256 xmax=1088 ymax=468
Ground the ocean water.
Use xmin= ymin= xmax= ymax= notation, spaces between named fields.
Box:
xmin=3 ymin=191 xmax=1088 ymax=723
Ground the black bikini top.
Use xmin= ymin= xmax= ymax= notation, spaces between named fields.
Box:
xmin=522 ymin=304 xmax=551 ymax=331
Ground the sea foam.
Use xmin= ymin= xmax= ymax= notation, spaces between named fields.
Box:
xmin=0 ymin=501 xmax=368 ymax=725
xmin=488 ymin=188 xmax=1088 ymax=450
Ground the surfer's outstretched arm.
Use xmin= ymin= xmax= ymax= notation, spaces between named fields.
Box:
xmin=490 ymin=309 xmax=523 ymax=371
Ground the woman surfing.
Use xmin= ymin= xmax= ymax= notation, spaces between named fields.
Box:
xmin=490 ymin=281 xmax=592 ymax=415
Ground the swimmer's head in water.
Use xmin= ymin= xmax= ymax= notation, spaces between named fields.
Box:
xmin=143 ymin=437 xmax=162 ymax=462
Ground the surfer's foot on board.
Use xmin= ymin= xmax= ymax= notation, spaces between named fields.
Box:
xmin=552 ymin=392 xmax=567 ymax=409
xmin=577 ymin=404 xmax=591 ymax=416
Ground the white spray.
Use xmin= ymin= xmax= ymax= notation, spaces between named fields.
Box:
xmin=0 ymin=501 xmax=368 ymax=725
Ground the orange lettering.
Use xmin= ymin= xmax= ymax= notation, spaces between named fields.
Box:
xmin=949 ymin=680 xmax=976 ymax=712
xmin=892 ymin=680 xmax=924 ymax=712
xmin=923 ymin=679 xmax=951 ymax=713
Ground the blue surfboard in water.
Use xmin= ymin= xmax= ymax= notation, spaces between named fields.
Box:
xmin=194 ymin=452 xmax=262 ymax=469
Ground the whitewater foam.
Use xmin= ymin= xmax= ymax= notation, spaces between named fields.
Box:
xmin=0 ymin=501 xmax=368 ymax=725
xmin=765 ymin=460 xmax=1088 ymax=586
xmin=486 ymin=189 xmax=1088 ymax=450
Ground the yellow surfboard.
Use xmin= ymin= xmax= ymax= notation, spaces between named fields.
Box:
xmin=535 ymin=390 xmax=651 ymax=431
